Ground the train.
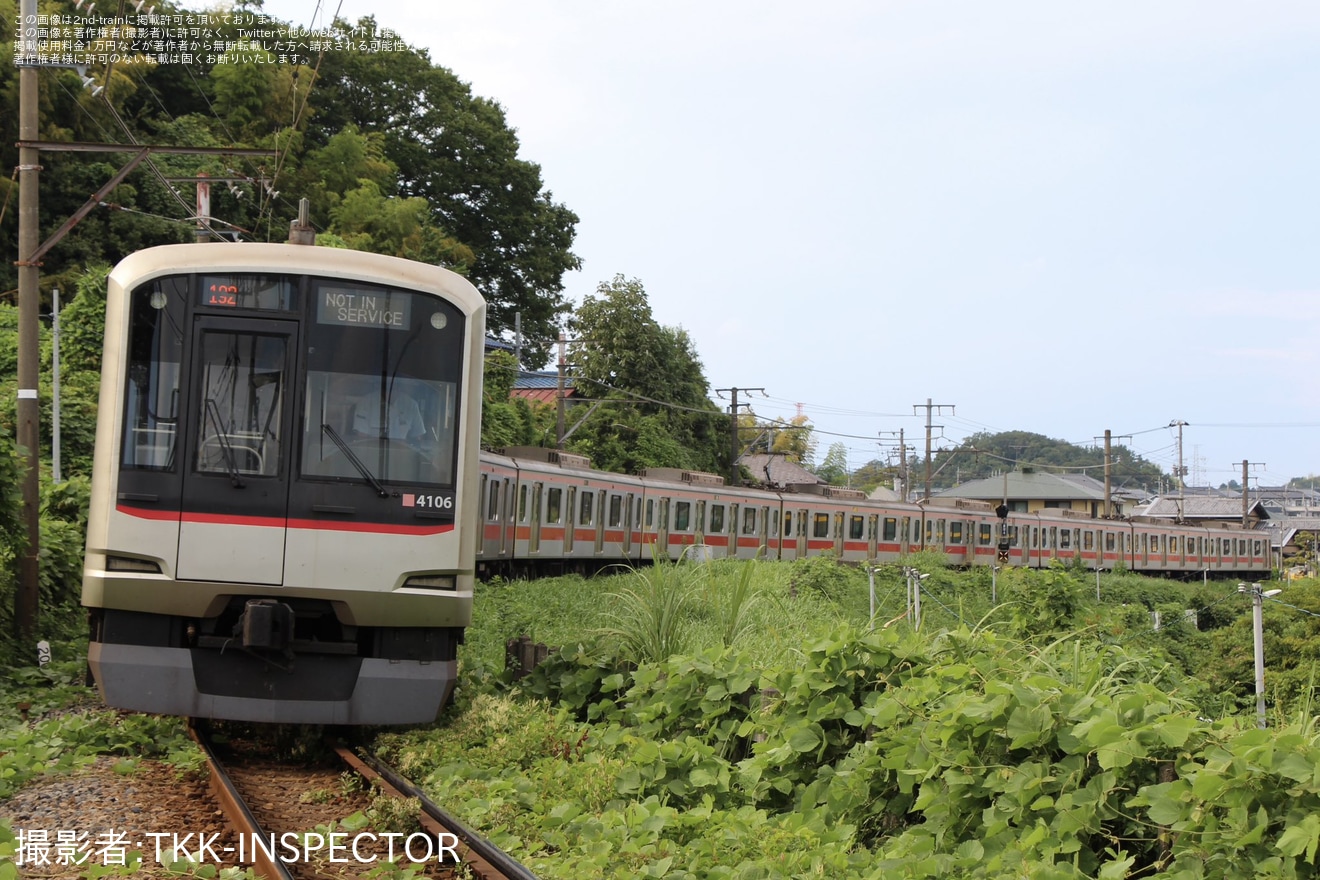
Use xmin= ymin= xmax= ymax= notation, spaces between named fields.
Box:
xmin=81 ymin=239 xmax=1268 ymax=728
xmin=475 ymin=446 xmax=1273 ymax=577
xmin=82 ymin=240 xmax=485 ymax=725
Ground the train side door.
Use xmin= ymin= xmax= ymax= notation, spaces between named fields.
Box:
xmin=176 ymin=317 xmax=298 ymax=584
xmin=622 ymin=494 xmax=635 ymax=556
xmin=529 ymin=482 xmax=543 ymax=554
xmin=797 ymin=508 xmax=809 ymax=557
xmin=657 ymin=498 xmax=670 ymax=555
xmin=595 ymin=489 xmax=607 ymax=555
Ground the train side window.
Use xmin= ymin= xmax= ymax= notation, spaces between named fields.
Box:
xmin=487 ymin=477 xmax=500 ymax=521
xmin=579 ymin=491 xmax=594 ymax=525
xmin=924 ymin=520 xmax=933 ymax=541
xmin=1238 ymin=539 xmax=1246 ymax=556
xmin=710 ymin=504 xmax=725 ymax=534
xmin=1060 ymin=529 xmax=1071 ymax=549
xmin=1083 ymin=531 xmax=1093 ymax=550
xmin=1010 ymin=526 xmax=1019 ymax=546
xmin=1253 ymin=539 xmax=1262 ymax=556
xmin=608 ymin=494 xmax=623 ymax=527
xmin=546 ymin=487 xmax=563 ymax=524
xmin=949 ymin=522 xmax=962 ymax=545
xmin=675 ymin=501 xmax=691 ymax=531
xmin=784 ymin=511 xmax=793 ymax=537
xmin=743 ymin=507 xmax=757 ymax=535
xmin=645 ymin=499 xmax=654 ymax=528
xmin=813 ymin=513 xmax=830 ymax=538
xmin=518 ymin=484 xmax=528 ymax=522
xmin=979 ymin=524 xmax=991 ymax=545
xmin=884 ymin=518 xmax=898 ymax=541
xmin=850 ymin=515 xmax=865 ymax=540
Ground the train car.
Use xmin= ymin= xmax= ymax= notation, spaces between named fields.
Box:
xmin=82 ymin=241 xmax=485 ymax=724
xmin=472 ymin=448 xmax=1272 ymax=579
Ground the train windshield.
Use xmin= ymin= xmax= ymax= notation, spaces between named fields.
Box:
xmin=301 ymin=281 xmax=463 ymax=487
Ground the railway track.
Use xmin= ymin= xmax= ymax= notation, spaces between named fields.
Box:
xmin=189 ymin=722 xmax=536 ymax=880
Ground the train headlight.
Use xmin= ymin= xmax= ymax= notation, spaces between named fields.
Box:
xmin=106 ymin=555 xmax=162 ymax=573
xmin=404 ymin=574 xmax=457 ymax=591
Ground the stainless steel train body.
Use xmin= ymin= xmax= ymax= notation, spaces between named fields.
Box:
xmin=83 ymin=243 xmax=484 ymax=724
xmin=477 ymin=448 xmax=1272 ymax=577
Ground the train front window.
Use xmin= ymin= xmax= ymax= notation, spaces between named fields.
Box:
xmin=194 ymin=331 xmax=288 ymax=477
xmin=301 ymin=282 xmax=464 ymax=487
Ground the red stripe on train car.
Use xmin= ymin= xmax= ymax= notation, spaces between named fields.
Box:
xmin=115 ymin=504 xmax=454 ymax=535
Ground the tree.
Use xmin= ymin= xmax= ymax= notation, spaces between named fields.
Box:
xmin=564 ymin=276 xmax=725 ymax=474
xmin=307 ymin=17 xmax=580 ymax=362
xmin=816 ymin=442 xmax=850 ymax=486
xmin=768 ymin=414 xmax=817 ymax=467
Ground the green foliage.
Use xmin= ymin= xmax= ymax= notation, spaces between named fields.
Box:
xmin=788 ymin=552 xmax=860 ymax=602
xmin=564 ymin=276 xmax=726 ymax=475
xmin=392 ymin=613 xmax=1320 ymax=879
xmin=1000 ymin=562 xmax=1085 ymax=639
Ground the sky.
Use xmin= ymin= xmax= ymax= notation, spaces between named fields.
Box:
xmin=244 ymin=0 xmax=1319 ymax=488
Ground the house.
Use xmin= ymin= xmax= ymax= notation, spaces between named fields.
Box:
xmin=509 ymin=370 xmax=576 ymax=405
xmin=737 ymin=453 xmax=823 ymax=490
xmin=933 ymin=468 xmax=1122 ymax=518
xmin=1136 ymin=496 xmax=1270 ymax=528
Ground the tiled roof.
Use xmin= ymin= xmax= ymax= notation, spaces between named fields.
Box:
xmin=1139 ymin=497 xmax=1270 ymax=520
xmin=937 ymin=470 xmax=1108 ymax=501
xmin=737 ymin=453 xmax=822 ymax=488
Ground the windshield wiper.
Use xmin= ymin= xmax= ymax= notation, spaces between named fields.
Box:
xmin=205 ymin=399 xmax=245 ymax=488
xmin=321 ymin=423 xmax=389 ymax=497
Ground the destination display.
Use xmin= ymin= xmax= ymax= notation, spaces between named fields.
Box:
xmin=316 ymin=287 xmax=412 ymax=330
xmin=198 ymin=275 xmax=296 ymax=311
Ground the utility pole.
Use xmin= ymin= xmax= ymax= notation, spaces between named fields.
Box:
xmin=13 ymin=21 xmax=275 ymax=647
xmin=913 ymin=398 xmax=954 ymax=502
xmin=877 ymin=429 xmax=908 ymax=500
xmin=1239 ymin=582 xmax=1281 ymax=729
xmin=16 ymin=0 xmax=41 ymax=642
xmin=1239 ymin=460 xmax=1265 ymax=527
xmin=717 ymin=386 xmax=763 ymax=481
xmin=555 ymin=332 xmax=567 ymax=448
xmin=1170 ymin=419 xmax=1189 ymax=519
xmin=51 ymin=287 xmax=61 ymax=484
xmin=1093 ymin=431 xmax=1131 ymax=519
xmin=1103 ymin=430 xmax=1112 ymax=519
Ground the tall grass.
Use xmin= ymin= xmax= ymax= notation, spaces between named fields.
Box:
xmin=598 ymin=550 xmax=697 ymax=665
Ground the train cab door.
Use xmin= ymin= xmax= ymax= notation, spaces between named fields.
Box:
xmin=176 ymin=316 xmax=299 ymax=584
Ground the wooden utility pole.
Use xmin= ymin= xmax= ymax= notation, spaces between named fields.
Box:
xmin=16 ymin=0 xmax=41 ymax=642
xmin=555 ymin=332 xmax=567 ymax=447
xmin=12 ymin=24 xmax=274 ymax=647
xmin=1240 ymin=460 xmax=1264 ymax=527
